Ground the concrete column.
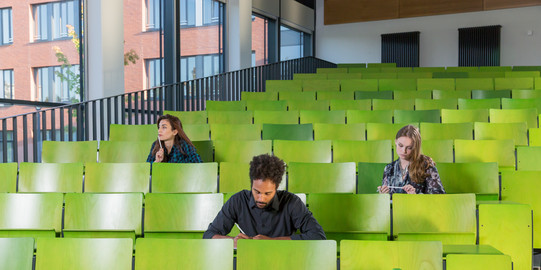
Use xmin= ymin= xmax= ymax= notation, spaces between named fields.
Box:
xmin=226 ymin=0 xmax=252 ymax=71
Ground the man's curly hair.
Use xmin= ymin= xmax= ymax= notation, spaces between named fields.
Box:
xmin=249 ymin=154 xmax=286 ymax=188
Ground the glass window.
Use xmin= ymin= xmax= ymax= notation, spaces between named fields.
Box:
xmin=145 ymin=0 xmax=162 ymax=31
xmin=180 ymin=0 xmax=196 ymax=27
xmin=34 ymin=65 xmax=80 ymax=102
xmin=0 ymin=7 xmax=13 ymax=45
xmin=146 ymin=58 xmax=164 ymax=88
xmin=0 ymin=69 xmax=14 ymax=99
xmin=0 ymin=131 xmax=13 ymax=162
xmin=280 ymin=25 xmax=312 ymax=61
xmin=252 ymin=14 xmax=273 ymax=66
xmin=33 ymin=0 xmax=80 ymax=42
xmin=203 ymin=0 xmax=220 ymax=26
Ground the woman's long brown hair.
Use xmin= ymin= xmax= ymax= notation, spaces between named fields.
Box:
xmin=151 ymin=114 xmax=195 ymax=162
xmin=396 ymin=125 xmax=435 ymax=184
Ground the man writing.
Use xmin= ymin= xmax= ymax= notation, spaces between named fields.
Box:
xmin=203 ymin=154 xmax=326 ymax=246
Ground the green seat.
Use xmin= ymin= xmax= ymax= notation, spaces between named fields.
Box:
xmin=489 ymin=108 xmax=537 ymax=128
xmin=340 ymin=240 xmax=442 ymax=270
xmin=455 ymin=78 xmax=494 ymax=91
xmin=357 ymin=163 xmax=387 ymax=194
xmin=468 ymin=71 xmax=504 ymax=78
xmin=241 ymin=91 xmax=278 ymax=101
xmin=372 ymin=99 xmax=414 ymax=110
xmin=446 ymin=67 xmax=479 ymax=72
xmin=378 ymin=79 xmax=417 ymax=91
xmin=109 ymin=124 xmax=156 ymax=141
xmin=501 ymin=97 xmax=541 ymax=111
xmin=35 ymin=238 xmax=133 ymax=270
xmin=478 ymin=204 xmax=532 ymax=270
xmin=536 ymin=77 xmax=541 ymax=90
xmin=381 ymin=67 xmax=412 ymax=73
xmin=350 ymin=67 xmax=378 ymax=73
xmin=84 ymin=163 xmax=150 ymax=193
xmin=262 ymin=124 xmax=313 ymax=140
xmin=0 ymin=238 xmax=33 ymax=270
xmin=414 ymin=67 xmax=446 ymax=72
xmin=152 ymin=163 xmax=218 ymax=193
xmin=432 ymin=90 xmax=471 ymax=99
xmin=369 ymin=63 xmax=396 ymax=68
xmin=42 ymin=141 xmax=98 ymax=163
xmin=529 ymin=128 xmax=541 ymax=146
xmin=474 ymin=122 xmax=528 ymax=146
xmin=330 ymin=100 xmax=371 ymax=110
xmin=354 ymin=90 xmax=393 ymax=100
xmin=494 ymin=77 xmax=534 ymax=90
xmin=317 ymin=68 xmax=348 ymax=74
xmin=18 ymin=162 xmax=83 ymax=193
xmin=253 ymin=110 xmax=299 ymax=124
xmin=446 ymin=254 xmax=512 ymax=270
xmin=415 ymin=98 xmax=458 ymax=110
xmin=457 ymin=98 xmax=500 ymax=110
xmin=288 ymin=162 xmax=356 ymax=193
xmin=287 ymin=100 xmax=330 ymax=110
xmin=0 ymin=163 xmax=17 ymax=192
xmin=192 ymin=140 xmax=214 ymax=162
xmin=337 ymin=63 xmax=366 ymax=68
xmin=419 ymin=140 xmax=454 ymax=163
xmin=316 ymin=91 xmax=354 ymax=100
xmin=471 ymin=90 xmax=511 ymax=99
xmin=163 ymin=110 xmax=207 ymax=124
xmin=99 ymin=141 xmax=151 ymax=163
xmin=309 ymin=194 xmax=390 ymax=243
xmin=393 ymin=194 xmax=477 ymax=245
xmin=513 ymin=66 xmax=541 ymax=72
xmin=300 ymin=110 xmax=346 ymax=124
xmin=246 ymin=100 xmax=287 ymax=111
xmin=210 ymin=124 xmax=262 ymax=140
xmin=454 ymin=139 xmax=515 ymax=170
xmin=214 ymin=140 xmax=272 ymax=163
xmin=394 ymin=109 xmax=440 ymax=123
xmin=236 ymin=240 xmax=336 ymax=270
xmin=64 ymin=193 xmax=143 ymax=239
xmin=420 ymin=122 xmax=473 ymax=140
xmin=134 ymin=238 xmax=234 ymax=270
xmin=303 ymin=80 xmax=340 ymax=92
xmin=505 ymin=71 xmax=540 ymax=78
xmin=183 ymin=124 xmax=210 ymax=141
xmin=273 ymin=140 xmax=332 ymax=163
xmin=218 ymin=162 xmax=286 ymax=193
xmin=438 ymin=162 xmax=499 ymax=200
xmin=479 ymin=66 xmax=512 ymax=72
xmin=393 ymin=90 xmax=431 ymax=100
xmin=327 ymin=73 xmax=362 ymax=80
xmin=293 ymin=73 xmax=328 ymax=80
xmin=417 ymin=78 xmax=455 ymax=91
xmin=333 ymin=140 xmax=392 ymax=163
xmin=366 ymin=123 xmax=419 ymax=141
xmin=205 ymin=100 xmax=246 ymax=111
xmin=362 ymin=73 xmax=397 ymax=79
xmin=207 ymin=111 xmax=253 ymax=124
xmin=341 ymin=79 xmax=378 ymax=92
xmin=441 ymin=109 xmax=489 ymax=123
xmin=512 ymin=90 xmax=541 ymax=99
xmin=516 ymin=146 xmax=541 ymax=170
xmin=313 ymin=123 xmax=365 ymax=141
xmin=347 ymin=110 xmax=393 ymax=124
xmin=266 ymin=80 xmax=303 ymax=92
xmin=0 ymin=193 xmax=63 ymax=238
xmin=397 ymin=72 xmax=432 ymax=79
xmin=144 ymin=193 xmax=222 ymax=238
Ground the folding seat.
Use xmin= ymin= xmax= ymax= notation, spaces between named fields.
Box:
xmin=501 ymin=97 xmax=541 ymax=111
xmin=393 ymin=109 xmax=440 ymax=123
xmin=417 ymin=78 xmax=455 ymax=91
xmin=537 ymin=77 xmax=541 ymax=90
xmin=163 ymin=110 xmax=207 ymax=124
xmin=494 ymin=77 xmax=534 ymax=90
xmin=35 ymin=238 xmax=133 ymax=270
xmin=205 ymin=100 xmax=246 ymax=111
xmin=0 ymin=193 xmax=63 ymax=238
xmin=340 ymin=79 xmax=378 ymax=92
xmin=313 ymin=123 xmax=365 ymax=141
xmin=192 ymin=140 xmax=214 ymax=162
xmin=420 ymin=122 xmax=473 ymax=140
xmin=219 ymin=162 xmax=285 ymax=193
xmin=0 ymin=163 xmax=17 ymax=192
xmin=347 ymin=110 xmax=393 ymax=124
xmin=418 ymin=140 xmax=453 ymax=163
xmin=134 ymin=239 xmax=234 ymax=270
xmin=316 ymin=91 xmax=354 ymax=100
xmin=144 ymin=193 xmax=223 ymax=238
xmin=504 ymin=71 xmax=540 ymax=78
xmin=288 ymin=162 xmax=356 ymax=193
xmin=397 ymin=72 xmax=432 ymax=79
xmin=210 ymin=124 xmax=262 ymax=140
xmin=303 ymin=79 xmax=340 ymax=92
xmin=253 ymin=110 xmax=299 ymax=124
xmin=474 ymin=122 xmax=528 ymax=146
xmin=357 ymin=162 xmax=388 ymax=194
xmin=207 ymin=111 xmax=253 ymax=124
xmin=99 ymin=141 xmax=152 ymax=163
xmin=287 ymin=100 xmax=330 ymax=110
xmin=354 ymin=90 xmax=392 ymax=100
xmin=18 ymin=162 xmax=83 ymax=193
xmin=0 ymin=238 xmax=33 ymax=270
xmin=455 ymin=78 xmax=494 ymax=91
xmin=489 ymin=108 xmax=538 ymax=128
xmin=413 ymin=67 xmax=446 ymax=72
xmin=479 ymin=66 xmax=512 ymax=72
xmin=378 ymin=79 xmax=417 ymax=91
xmin=381 ymin=67 xmax=412 ymax=73
xmin=393 ymin=193 xmax=477 ymax=245
xmin=361 ymin=73 xmax=397 ymax=79
xmin=516 ymin=146 xmax=541 ymax=170
xmin=317 ymin=67 xmax=348 ymax=74
xmin=84 ymin=163 xmax=150 ymax=193
xmin=246 ymin=100 xmax=287 ymax=111
xmin=434 ymin=72 xmax=468 ymax=79
xmin=432 ymin=89 xmax=470 ymax=99
xmin=326 ymin=73 xmax=362 ymax=80
xmin=372 ymin=99 xmax=414 ymax=110
xmin=109 ymin=124 xmax=156 ymax=141
xmin=438 ymin=162 xmax=499 ymax=201
xmin=471 ymin=89 xmax=510 ymax=99
xmin=64 ymin=193 xmax=143 ymax=239
xmin=441 ymin=109 xmax=489 ymax=123
xmin=340 ymin=240 xmax=442 ymax=270
xmin=236 ymin=240 xmax=336 ymax=270
xmin=393 ymin=90 xmax=431 ymax=100
xmin=309 ymin=194 xmax=390 ymax=243
xmin=293 ymin=73 xmax=328 ymax=80
xmin=468 ymin=71 xmax=504 ymax=78
xmin=366 ymin=123 xmax=419 ymax=141
xmin=266 ymin=80 xmax=303 ymax=92
xmin=329 ymin=99 xmax=371 ymax=111
xmin=446 ymin=254 xmax=512 ymax=270
xmin=415 ymin=98 xmax=457 ymax=110
xmin=214 ymin=140 xmax=272 ymax=163
xmin=262 ymin=123 xmax=313 ymax=140
xmin=240 ymin=91 xmax=278 ymax=101
xmin=278 ymin=91 xmax=315 ymax=101
xmin=529 ymin=128 xmax=541 ymax=146
xmin=273 ymin=140 xmax=332 ymax=163
xmin=183 ymin=124 xmax=210 ymax=140
xmin=350 ymin=67 xmax=378 ymax=73
xmin=457 ymin=98 xmax=500 ymax=110
xmin=152 ymin=162 xmax=218 ymax=193
xmin=333 ymin=140 xmax=392 ymax=163
xmin=368 ymin=63 xmax=396 ymax=68
xmin=512 ymin=66 xmax=541 ymax=71
xmin=454 ymin=139 xmax=515 ymax=171
xmin=446 ymin=66 xmax=479 ymax=72
xmin=337 ymin=63 xmax=366 ymax=68
xmin=42 ymin=141 xmax=98 ymax=163
xmin=299 ymin=110 xmax=346 ymax=124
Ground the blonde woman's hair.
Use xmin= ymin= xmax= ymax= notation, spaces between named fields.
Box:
xmin=395 ymin=125 xmax=435 ymax=184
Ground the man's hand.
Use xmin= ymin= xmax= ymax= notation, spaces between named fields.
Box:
xmin=233 ymin=233 xmax=252 ymax=248
xmin=253 ymin=234 xmax=272 ymax=240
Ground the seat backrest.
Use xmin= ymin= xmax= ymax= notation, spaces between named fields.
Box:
xmin=340 ymin=79 xmax=378 ymax=92
xmin=441 ymin=109 xmax=489 ymax=123
xmin=317 ymin=67 xmax=348 ymax=74
xmin=417 ymin=78 xmax=455 ymax=91
xmin=0 ymin=238 xmax=33 ymax=270
xmin=35 ymin=238 xmax=133 ymax=270
xmin=246 ymin=100 xmax=287 ymax=111
xmin=489 ymin=108 xmax=538 ymax=129
xmin=511 ymin=90 xmax=541 ymax=99
xmin=293 ymin=73 xmax=328 ymax=80
xmin=454 ymin=139 xmax=515 ymax=169
xmin=253 ymin=110 xmax=299 ymax=124
xmin=278 ymin=91 xmax=316 ymax=101
xmin=494 ymin=77 xmax=534 ymax=90
xmin=329 ymin=100 xmax=371 ymax=111
xmin=0 ymin=163 xmax=17 ymax=192
xmin=455 ymin=78 xmax=494 ymax=91
xmin=262 ymin=123 xmax=313 ymax=140
xmin=152 ymin=162 xmax=218 ymax=193
xmin=313 ymin=123 xmax=365 ymax=141
xmin=18 ymin=162 xmax=84 ymax=193
xmin=273 ymin=140 xmax=332 ymax=163
xmin=433 ymin=90 xmax=471 ymax=99
xmin=303 ymin=79 xmax=340 ymax=92
xmin=347 ymin=110 xmax=393 ymax=124
xmin=205 ymin=100 xmax=246 ymax=111
xmin=479 ymin=66 xmax=512 ymax=72
xmin=109 ymin=124 xmax=157 ymax=141
xmin=355 ymin=90 xmax=393 ymax=100
xmin=446 ymin=254 xmax=512 ymax=270
xmin=218 ymin=162 xmax=286 ymax=192
xmin=42 ymin=141 xmax=98 ymax=163
xmin=438 ymin=162 xmax=499 ymax=196
xmin=0 ymin=193 xmax=63 ymax=235
xmin=474 ymin=122 xmax=528 ymax=146
xmin=287 ymin=100 xmax=330 ymax=111
xmin=241 ymin=91 xmax=278 ymax=101
xmin=288 ymin=162 xmax=356 ymax=193
xmin=357 ymin=162 xmax=387 ymax=194
xmin=163 ymin=110 xmax=208 ymax=124
xmin=183 ymin=124 xmax=210 ymax=141
xmin=299 ymin=110 xmax=346 ymax=124
xmin=471 ymin=89 xmax=510 ymax=99
xmin=516 ymin=146 xmax=541 ymax=171
xmin=378 ymin=79 xmax=417 ymax=91
xmin=419 ymin=139 xmax=454 ymax=163
xmin=210 ymin=124 xmax=262 ymax=141
xmin=207 ymin=111 xmax=253 ymax=124
xmin=340 ymin=240 xmax=442 ymax=270
xmin=501 ymin=97 xmax=541 ymax=111
xmin=420 ymin=122 xmax=473 ymax=140
xmin=316 ymin=91 xmax=354 ymax=101
xmin=192 ymin=140 xmax=214 ymax=162
xmin=468 ymin=71 xmax=504 ymax=78
xmin=236 ymin=240 xmax=336 ymax=270
xmin=99 ymin=141 xmax=152 ymax=163
xmin=327 ymin=73 xmax=363 ymax=80
xmin=214 ymin=140 xmax=272 ymax=163
xmin=394 ymin=109 xmax=441 ymax=123
xmin=393 ymin=90 xmax=431 ymax=100
xmin=134 ymin=238 xmax=234 ymax=270
xmin=333 ymin=140 xmax=392 ymax=163
xmin=372 ymin=99 xmax=415 ymax=110
xmin=415 ymin=98 xmax=458 ymax=110
xmin=366 ymin=123 xmax=419 ymax=141
xmin=84 ymin=163 xmax=150 ymax=193
xmin=457 ymin=98 xmax=501 ymax=110
xmin=266 ymin=80 xmax=303 ymax=92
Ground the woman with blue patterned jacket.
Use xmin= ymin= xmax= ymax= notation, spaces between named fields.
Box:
xmin=147 ymin=114 xmax=202 ymax=163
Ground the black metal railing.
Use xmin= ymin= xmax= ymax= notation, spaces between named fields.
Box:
xmin=0 ymin=56 xmax=336 ymax=163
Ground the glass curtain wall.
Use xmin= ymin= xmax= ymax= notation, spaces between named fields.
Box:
xmin=280 ymin=25 xmax=312 ymax=61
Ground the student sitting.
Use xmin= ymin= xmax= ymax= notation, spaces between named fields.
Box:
xmin=147 ymin=114 xmax=202 ymax=163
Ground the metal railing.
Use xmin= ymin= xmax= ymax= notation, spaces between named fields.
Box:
xmin=0 ymin=56 xmax=336 ymax=163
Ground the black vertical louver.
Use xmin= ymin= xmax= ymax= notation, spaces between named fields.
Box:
xmin=381 ymin=31 xmax=420 ymax=67
xmin=458 ymin=25 xmax=501 ymax=66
